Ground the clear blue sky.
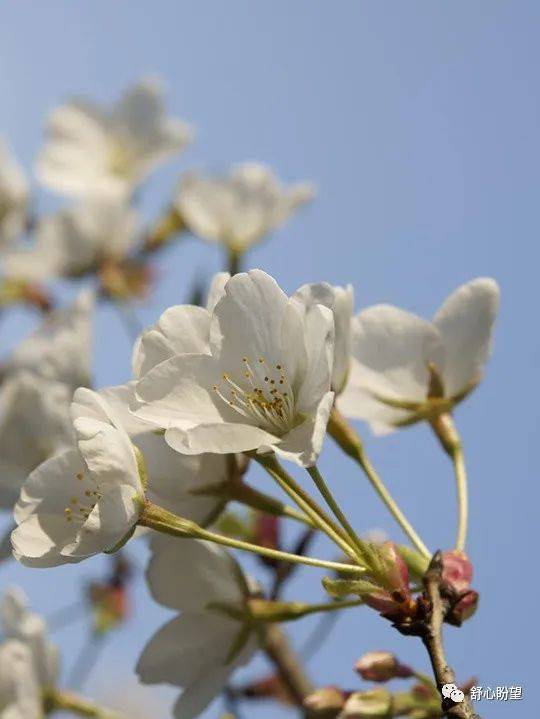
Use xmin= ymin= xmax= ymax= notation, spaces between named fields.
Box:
xmin=0 ymin=2 xmax=537 ymax=716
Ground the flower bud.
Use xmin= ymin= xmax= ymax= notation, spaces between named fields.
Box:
xmin=355 ymin=651 xmax=412 ymax=682
xmin=442 ymin=551 xmax=473 ymax=594
xmin=341 ymin=689 xmax=392 ymax=717
xmin=304 ymin=686 xmax=347 ymax=718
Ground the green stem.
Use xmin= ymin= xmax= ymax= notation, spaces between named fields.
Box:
xmin=227 ymin=246 xmax=242 ymax=275
xmin=328 ymin=408 xmax=431 ymax=560
xmin=44 ymin=689 xmax=120 ymax=718
xmin=139 ymin=501 xmax=364 ymax=576
xmin=226 ymin=481 xmax=316 ymax=527
xmin=307 ymin=464 xmax=365 ymax=561
xmin=430 ymin=413 xmax=468 ymax=552
xmin=254 ymin=454 xmax=359 ymax=561
xmin=452 ymin=446 xmax=468 ymax=552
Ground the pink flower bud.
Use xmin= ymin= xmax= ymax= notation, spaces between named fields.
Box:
xmin=355 ymin=651 xmax=412 ymax=682
xmin=442 ymin=551 xmax=473 ymax=594
xmin=304 ymin=686 xmax=347 ymax=716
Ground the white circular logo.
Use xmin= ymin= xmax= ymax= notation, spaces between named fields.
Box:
xmin=450 ymin=689 xmax=465 ymax=703
xmin=441 ymin=683 xmax=458 ymax=699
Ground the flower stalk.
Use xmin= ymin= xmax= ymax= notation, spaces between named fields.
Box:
xmin=328 ymin=407 xmax=431 ymax=559
xmin=43 ymin=689 xmax=121 ymax=718
xmin=430 ymin=413 xmax=468 ymax=552
xmin=139 ymin=501 xmax=365 ymax=576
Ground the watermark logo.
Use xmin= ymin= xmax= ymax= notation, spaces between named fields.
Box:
xmin=441 ymin=683 xmax=464 ymax=703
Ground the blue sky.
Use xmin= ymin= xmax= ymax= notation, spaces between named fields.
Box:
xmin=0 ymin=2 xmax=537 ymax=716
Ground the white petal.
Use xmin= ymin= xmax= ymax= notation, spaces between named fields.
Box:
xmin=273 ymin=391 xmax=334 ymax=467
xmin=341 ymin=306 xmax=443 ymax=419
xmin=133 ymin=305 xmax=211 ymax=378
xmin=133 ymin=354 xmax=227 ymax=429
xmin=205 ymin=272 xmax=230 ymax=313
xmin=71 ymin=388 xmax=141 ymax=493
xmin=61 ymin=484 xmax=140 ymax=558
xmin=11 ymin=450 xmax=87 ymax=567
xmin=172 ymin=635 xmax=258 ymax=719
xmin=165 ymin=421 xmax=278 ymax=455
xmin=295 ymin=303 xmax=334 ymax=413
xmin=211 ymin=270 xmax=289 ymax=372
xmin=433 ymin=278 xmax=500 ymax=397
xmin=294 ymin=282 xmax=353 ymax=393
xmin=146 ymin=536 xmax=243 ymax=611
xmin=136 ymin=613 xmax=240 ymax=686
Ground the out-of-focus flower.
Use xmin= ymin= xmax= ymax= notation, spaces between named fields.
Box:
xmin=11 ymin=389 xmax=144 ymax=567
xmin=0 ymin=291 xmax=94 ymax=511
xmin=0 ymin=587 xmax=59 ymax=690
xmin=7 ymin=289 xmax=93 ymax=387
xmin=294 ymin=282 xmax=354 ymax=393
xmin=304 ymin=686 xmax=348 ymax=717
xmin=0 ymin=372 xmax=73 ymax=511
xmin=137 ymin=535 xmax=259 ymax=719
xmin=134 ymin=270 xmax=335 ymax=468
xmin=0 ymin=639 xmax=42 ymax=719
xmin=355 ymin=651 xmax=412 ymax=682
xmin=175 ymin=163 xmax=314 ymax=252
xmin=339 ymin=689 xmax=392 ymax=718
xmin=3 ymin=199 xmax=138 ymax=282
xmin=337 ymin=279 xmax=500 ymax=434
xmin=0 ymin=141 xmax=28 ymax=249
xmin=37 ymin=79 xmax=193 ymax=198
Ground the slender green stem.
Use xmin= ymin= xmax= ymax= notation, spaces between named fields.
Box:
xmin=295 ymin=598 xmax=365 ymax=617
xmin=139 ymin=502 xmax=364 ymax=576
xmin=227 ymin=481 xmax=316 ymax=528
xmin=430 ymin=413 xmax=468 ymax=552
xmin=307 ymin=464 xmax=365 ymax=560
xmin=452 ymin=446 xmax=468 ymax=552
xmin=254 ymin=454 xmax=359 ymax=561
xmin=328 ymin=408 xmax=431 ymax=559
xmin=227 ymin=246 xmax=242 ymax=275
xmin=44 ymin=689 xmax=120 ymax=718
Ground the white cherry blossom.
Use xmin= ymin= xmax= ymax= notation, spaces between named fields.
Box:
xmin=7 ymin=289 xmax=93 ymax=388
xmin=0 ymin=372 xmax=73 ymax=511
xmin=137 ymin=536 xmax=258 ymax=719
xmin=294 ymin=282 xmax=354 ymax=394
xmin=175 ymin=163 xmax=314 ymax=252
xmin=134 ymin=270 xmax=335 ymax=467
xmin=11 ymin=389 xmax=144 ymax=567
xmin=0 ymin=639 xmax=42 ymax=719
xmin=100 ymin=383 xmax=228 ymax=526
xmin=37 ymin=79 xmax=193 ymax=198
xmin=3 ymin=199 xmax=137 ymax=281
xmin=0 ymin=141 xmax=28 ymax=249
xmin=1 ymin=588 xmax=59 ymax=690
xmin=337 ymin=278 xmax=500 ymax=434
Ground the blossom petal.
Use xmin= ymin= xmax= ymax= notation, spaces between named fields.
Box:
xmin=133 ymin=354 xmax=228 ymax=429
xmin=165 ymin=421 xmax=278 ymax=455
xmin=339 ymin=306 xmax=444 ymax=422
xmin=133 ymin=305 xmax=211 ymax=379
xmin=211 ymin=270 xmax=289 ymax=373
xmin=273 ymin=391 xmax=334 ymax=467
xmin=433 ymin=278 xmax=500 ymax=397
xmin=146 ymin=536 xmax=243 ymax=612
xmin=136 ymin=613 xmax=239 ymax=687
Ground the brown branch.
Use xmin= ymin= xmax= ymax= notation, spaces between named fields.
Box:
xmin=421 ymin=552 xmax=480 ymax=719
xmin=263 ymin=624 xmax=314 ymax=711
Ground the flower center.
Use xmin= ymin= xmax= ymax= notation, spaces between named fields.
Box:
xmin=63 ymin=471 xmax=103 ymax=526
xmin=213 ymin=356 xmax=296 ymax=435
xmin=108 ymin=140 xmax=134 ymax=179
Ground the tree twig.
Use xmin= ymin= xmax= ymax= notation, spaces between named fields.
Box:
xmin=421 ymin=552 xmax=480 ymax=719
xmin=263 ymin=624 xmax=314 ymax=711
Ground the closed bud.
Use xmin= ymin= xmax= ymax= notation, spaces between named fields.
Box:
xmin=304 ymin=686 xmax=347 ymax=717
xmin=442 ymin=551 xmax=473 ymax=594
xmin=341 ymin=689 xmax=392 ymax=717
xmin=355 ymin=651 xmax=412 ymax=682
